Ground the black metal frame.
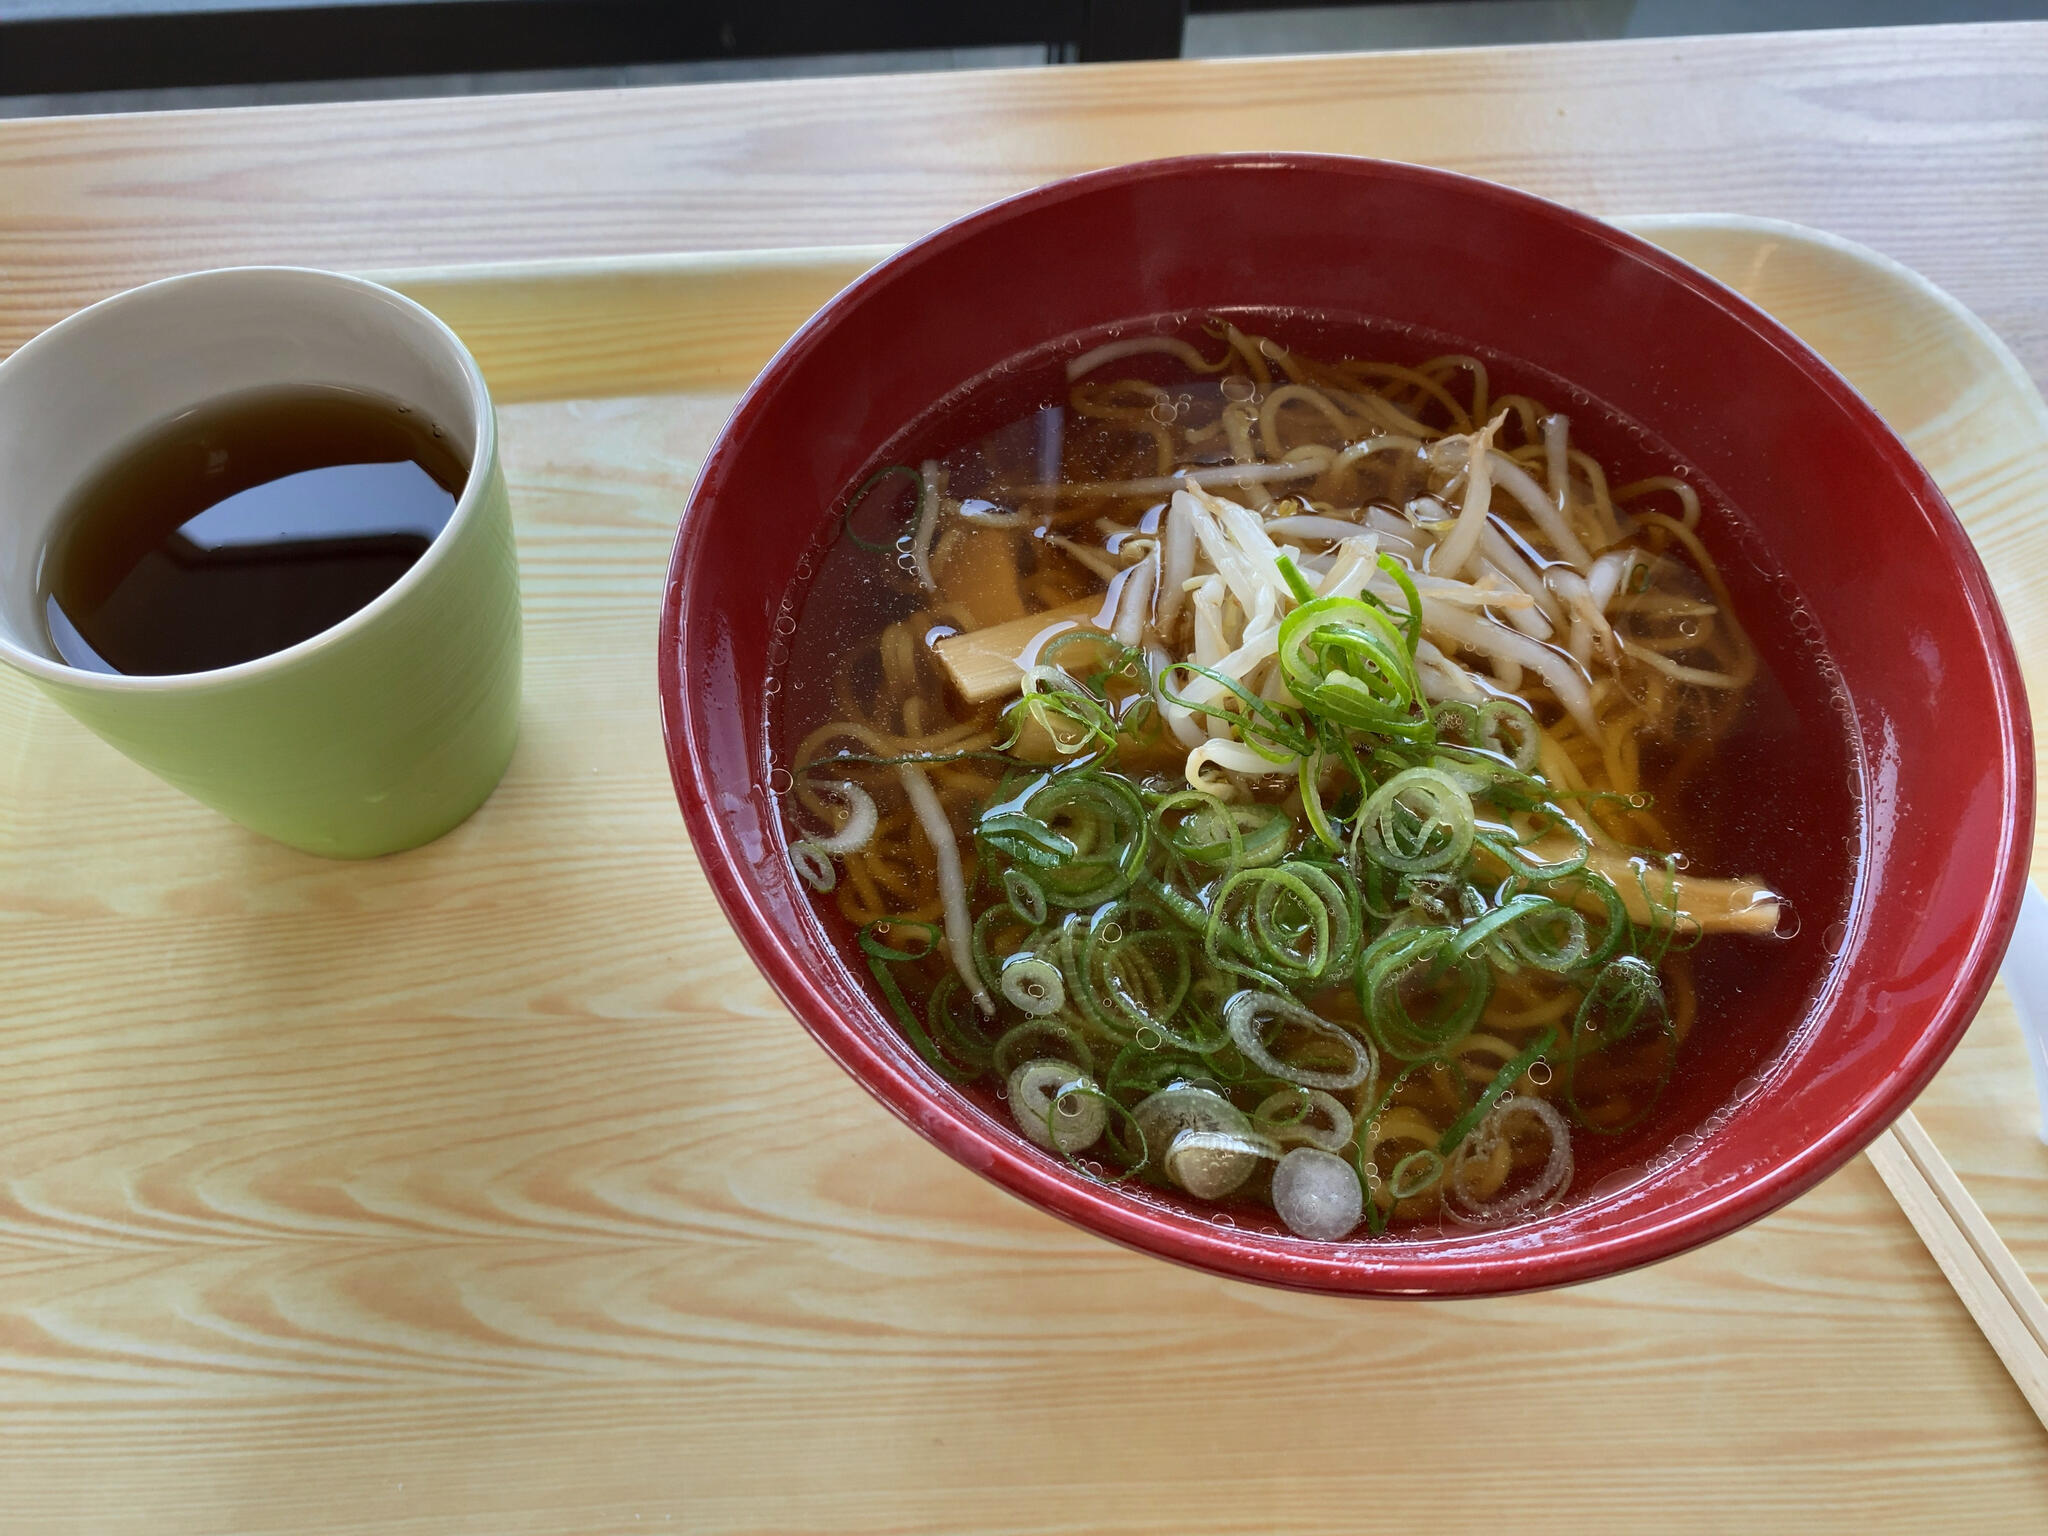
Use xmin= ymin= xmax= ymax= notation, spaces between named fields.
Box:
xmin=0 ymin=0 xmax=1446 ymax=98
xmin=0 ymin=0 xmax=1198 ymax=95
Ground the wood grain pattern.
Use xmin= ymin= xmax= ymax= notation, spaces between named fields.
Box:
xmin=4 ymin=212 xmax=2048 ymax=1533
xmin=0 ymin=22 xmax=2044 ymax=389
xmin=6 ymin=27 xmax=2048 ymax=1525
xmin=376 ymin=251 xmax=885 ymax=404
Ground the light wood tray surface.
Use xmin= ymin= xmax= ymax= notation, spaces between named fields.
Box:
xmin=2 ymin=215 xmax=2044 ymax=1532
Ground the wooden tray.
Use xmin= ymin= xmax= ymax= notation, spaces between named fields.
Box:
xmin=3 ymin=216 xmax=2045 ymax=1533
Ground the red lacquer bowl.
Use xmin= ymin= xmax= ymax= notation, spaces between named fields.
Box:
xmin=658 ymin=155 xmax=2032 ymax=1296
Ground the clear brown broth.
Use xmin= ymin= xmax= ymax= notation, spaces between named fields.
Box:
xmin=774 ymin=311 xmax=1858 ymax=1237
xmin=41 ymin=385 xmax=465 ymax=676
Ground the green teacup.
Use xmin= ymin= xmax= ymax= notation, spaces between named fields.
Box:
xmin=0 ymin=267 xmax=520 ymax=857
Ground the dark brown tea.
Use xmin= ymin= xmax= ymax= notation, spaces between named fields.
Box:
xmin=40 ymin=384 xmax=467 ymax=675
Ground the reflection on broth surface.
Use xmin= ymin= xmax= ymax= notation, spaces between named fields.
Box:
xmin=775 ymin=314 xmax=1855 ymax=1242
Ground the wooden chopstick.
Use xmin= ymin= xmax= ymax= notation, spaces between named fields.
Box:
xmin=1866 ymin=1110 xmax=2048 ymax=1426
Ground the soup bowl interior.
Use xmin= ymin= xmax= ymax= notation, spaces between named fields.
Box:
xmin=659 ymin=154 xmax=2030 ymax=1295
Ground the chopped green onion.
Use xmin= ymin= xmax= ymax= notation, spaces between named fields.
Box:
xmin=1375 ymin=554 xmax=1424 ymax=654
xmin=1297 ymin=753 xmax=1343 ymax=853
xmin=1276 ymin=553 xmax=1318 ymax=605
xmin=1002 ymin=665 xmax=1119 ymax=756
xmin=862 ymin=937 xmax=973 ymax=1084
xmin=1064 ymin=901 xmax=1202 ymax=1046
xmin=1153 ymin=790 xmax=1246 ymax=865
xmin=1000 ymin=954 xmax=1066 ymax=1016
xmin=859 ymin=919 xmax=939 ymax=963
xmin=1221 ymin=990 xmax=1377 ymax=1093
xmin=1007 ymin=1059 xmax=1107 ymax=1154
xmin=1003 ymin=868 xmax=1048 ymax=924
xmin=1204 ymin=860 xmax=1362 ymax=989
xmin=1271 ymin=1146 xmax=1364 ymax=1239
xmin=1255 ymin=1087 xmax=1355 ymax=1153
xmin=1276 ymin=595 xmax=1430 ymax=741
xmin=1357 ymin=925 xmax=1493 ymax=1058
xmin=1563 ymin=953 xmax=1674 ymax=1135
xmin=1356 ymin=766 xmax=1477 ymax=875
xmin=1389 ymin=1148 xmax=1445 ymax=1201
xmin=1438 ymin=1028 xmax=1558 ymax=1155
xmin=842 ymin=464 xmax=922 ymax=552
xmin=979 ymin=770 xmax=1150 ymax=910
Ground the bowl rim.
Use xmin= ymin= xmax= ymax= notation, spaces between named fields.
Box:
xmin=658 ymin=152 xmax=2034 ymax=1296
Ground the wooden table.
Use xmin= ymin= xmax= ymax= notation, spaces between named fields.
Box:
xmin=4 ymin=22 xmax=2047 ymax=1533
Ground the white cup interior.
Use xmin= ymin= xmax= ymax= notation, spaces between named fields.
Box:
xmin=0 ymin=267 xmax=482 ymax=670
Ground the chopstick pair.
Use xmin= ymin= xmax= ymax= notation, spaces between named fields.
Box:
xmin=1866 ymin=1109 xmax=2048 ymax=1427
